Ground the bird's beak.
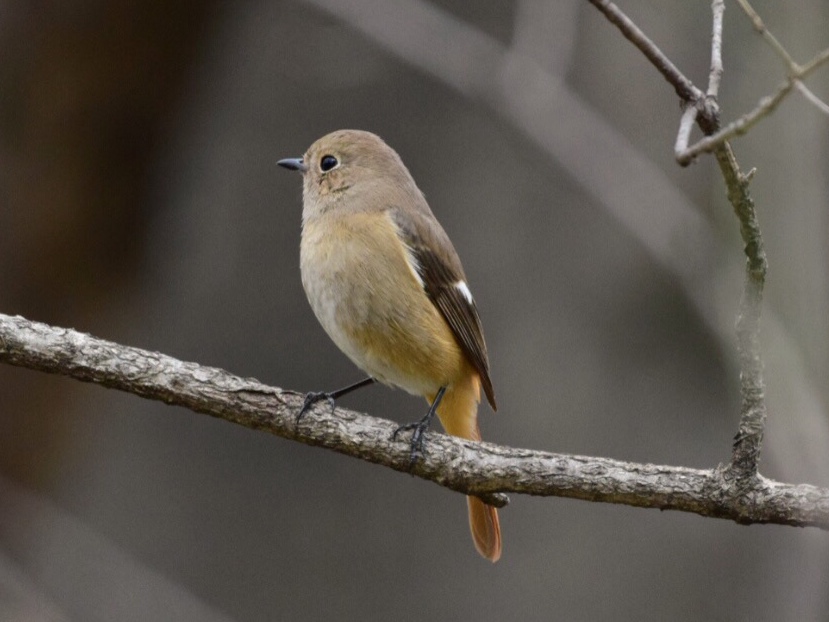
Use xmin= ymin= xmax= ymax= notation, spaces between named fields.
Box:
xmin=277 ymin=157 xmax=307 ymax=173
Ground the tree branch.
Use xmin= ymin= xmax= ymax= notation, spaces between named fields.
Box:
xmin=585 ymin=0 xmax=719 ymax=135
xmin=588 ymin=0 xmax=773 ymax=480
xmin=736 ymin=0 xmax=829 ymax=117
xmin=2 ymin=313 xmax=828 ymax=528
xmin=674 ymin=1 xmax=829 ymax=164
xmin=676 ymin=78 xmax=798 ymax=164
xmin=707 ymin=0 xmax=725 ymax=98
xmin=585 ymin=0 xmax=704 ymax=104
xmin=714 ymin=144 xmax=768 ymax=480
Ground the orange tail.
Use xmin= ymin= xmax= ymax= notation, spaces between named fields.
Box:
xmin=432 ymin=371 xmax=502 ymax=562
xmin=467 ymin=496 xmax=501 ymax=562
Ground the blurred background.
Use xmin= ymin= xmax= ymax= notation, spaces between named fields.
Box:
xmin=1 ymin=1 xmax=828 ymax=620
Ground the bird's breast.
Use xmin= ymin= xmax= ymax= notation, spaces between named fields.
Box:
xmin=299 ymin=210 xmax=464 ymax=394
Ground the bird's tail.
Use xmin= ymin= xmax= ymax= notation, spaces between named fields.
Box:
xmin=433 ymin=372 xmax=502 ymax=562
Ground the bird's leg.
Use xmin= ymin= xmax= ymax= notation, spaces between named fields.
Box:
xmin=393 ymin=386 xmax=447 ymax=465
xmin=296 ymin=377 xmax=376 ymax=423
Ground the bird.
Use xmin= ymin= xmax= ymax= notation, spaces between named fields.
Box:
xmin=278 ymin=129 xmax=501 ymax=562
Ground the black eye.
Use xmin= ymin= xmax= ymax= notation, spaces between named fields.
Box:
xmin=320 ymin=155 xmax=338 ymax=172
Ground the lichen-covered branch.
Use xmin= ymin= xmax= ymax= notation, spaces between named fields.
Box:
xmin=713 ymin=145 xmax=768 ymax=480
xmin=2 ymin=313 xmax=828 ymax=528
xmin=588 ymin=0 xmax=772 ymax=484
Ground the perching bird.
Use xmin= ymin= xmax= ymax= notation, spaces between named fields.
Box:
xmin=278 ymin=129 xmax=501 ymax=562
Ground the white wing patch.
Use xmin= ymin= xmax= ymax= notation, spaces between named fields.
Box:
xmin=455 ymin=280 xmax=474 ymax=304
xmin=403 ymin=244 xmax=426 ymax=290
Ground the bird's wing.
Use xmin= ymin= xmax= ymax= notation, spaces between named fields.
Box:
xmin=390 ymin=208 xmax=496 ymax=410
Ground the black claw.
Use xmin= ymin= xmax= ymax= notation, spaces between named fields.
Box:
xmin=392 ymin=419 xmax=425 ymax=463
xmin=392 ymin=386 xmax=447 ymax=466
xmin=296 ymin=391 xmax=337 ymax=423
xmin=294 ymin=377 xmax=376 ymax=425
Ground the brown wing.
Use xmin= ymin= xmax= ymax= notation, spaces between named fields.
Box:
xmin=391 ymin=209 xmax=496 ymax=410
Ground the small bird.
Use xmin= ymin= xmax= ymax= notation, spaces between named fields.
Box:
xmin=278 ymin=129 xmax=501 ymax=562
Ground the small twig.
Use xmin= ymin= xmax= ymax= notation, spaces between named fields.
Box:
xmin=677 ymin=3 xmax=829 ymax=163
xmin=735 ymin=0 xmax=797 ymax=69
xmin=585 ymin=0 xmax=704 ymax=104
xmin=677 ymin=71 xmax=817 ymax=164
xmin=801 ymin=46 xmax=829 ymax=75
xmin=708 ymin=0 xmax=725 ymax=98
xmin=675 ymin=0 xmax=724 ymax=157
xmin=677 ymin=79 xmax=788 ymax=165
xmin=795 ymin=81 xmax=829 ymax=116
xmin=674 ymin=104 xmax=698 ymax=156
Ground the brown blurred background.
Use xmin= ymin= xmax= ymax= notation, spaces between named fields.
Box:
xmin=1 ymin=1 xmax=828 ymax=621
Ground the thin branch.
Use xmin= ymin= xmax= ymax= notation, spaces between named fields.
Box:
xmin=585 ymin=0 xmax=703 ymax=104
xmin=705 ymin=3 xmax=769 ymax=481
xmin=737 ymin=0 xmax=829 ymax=117
xmin=713 ymin=145 xmax=768 ymax=480
xmin=677 ymin=80 xmax=794 ymax=166
xmin=676 ymin=47 xmax=829 ymax=163
xmin=677 ymin=4 xmax=829 ymax=164
xmin=1 ymin=313 xmax=828 ymax=528
xmin=675 ymin=1 xmax=723 ymax=159
xmin=674 ymin=104 xmax=698 ymax=156
xmin=698 ymin=2 xmax=769 ymax=482
xmin=801 ymin=46 xmax=829 ymax=75
xmin=796 ymin=81 xmax=829 ymax=116
xmin=735 ymin=0 xmax=796 ymax=69
xmin=677 ymin=77 xmax=795 ymax=164
xmin=708 ymin=0 xmax=725 ymax=98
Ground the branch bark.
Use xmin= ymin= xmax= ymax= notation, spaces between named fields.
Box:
xmin=2 ymin=313 xmax=828 ymax=528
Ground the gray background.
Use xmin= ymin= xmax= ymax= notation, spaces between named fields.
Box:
xmin=1 ymin=1 xmax=828 ymax=620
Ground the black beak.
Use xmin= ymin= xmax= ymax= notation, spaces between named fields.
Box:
xmin=277 ymin=157 xmax=307 ymax=173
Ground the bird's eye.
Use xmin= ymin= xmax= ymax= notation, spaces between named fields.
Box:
xmin=320 ymin=155 xmax=338 ymax=172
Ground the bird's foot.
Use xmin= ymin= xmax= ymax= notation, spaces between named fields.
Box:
xmin=392 ymin=386 xmax=446 ymax=466
xmin=296 ymin=391 xmax=337 ymax=424
xmin=392 ymin=414 xmax=433 ymax=465
xmin=295 ymin=377 xmax=376 ymax=425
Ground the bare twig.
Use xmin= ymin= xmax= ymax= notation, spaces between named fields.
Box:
xmin=738 ymin=0 xmax=829 ymax=117
xmin=796 ymin=81 xmax=829 ymax=116
xmin=674 ymin=104 xmax=698 ymax=156
xmin=2 ymin=313 xmax=828 ymax=527
xmin=677 ymin=48 xmax=829 ymax=164
xmin=585 ymin=0 xmax=703 ymax=104
xmin=735 ymin=0 xmax=796 ymax=68
xmin=801 ymin=46 xmax=829 ymax=75
xmin=677 ymin=3 xmax=829 ymax=164
xmin=677 ymin=77 xmax=795 ymax=164
xmin=675 ymin=0 xmax=724 ymax=158
xmin=708 ymin=0 xmax=725 ymax=98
